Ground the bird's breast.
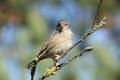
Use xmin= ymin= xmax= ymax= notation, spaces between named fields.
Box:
xmin=47 ymin=30 xmax=73 ymax=57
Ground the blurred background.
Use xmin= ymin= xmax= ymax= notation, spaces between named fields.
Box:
xmin=0 ymin=0 xmax=120 ymax=80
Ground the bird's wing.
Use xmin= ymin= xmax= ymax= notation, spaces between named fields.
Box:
xmin=26 ymin=31 xmax=58 ymax=80
xmin=38 ymin=31 xmax=58 ymax=55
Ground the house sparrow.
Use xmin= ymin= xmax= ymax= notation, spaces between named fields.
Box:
xmin=26 ymin=19 xmax=73 ymax=80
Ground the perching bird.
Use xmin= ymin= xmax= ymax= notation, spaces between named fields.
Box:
xmin=26 ymin=19 xmax=73 ymax=80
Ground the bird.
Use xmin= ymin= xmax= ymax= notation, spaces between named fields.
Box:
xmin=26 ymin=19 xmax=73 ymax=80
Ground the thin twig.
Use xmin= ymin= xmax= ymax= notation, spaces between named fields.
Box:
xmin=59 ymin=46 xmax=93 ymax=66
xmin=38 ymin=17 xmax=106 ymax=80
xmin=39 ymin=46 xmax=93 ymax=80
xmin=93 ymin=0 xmax=103 ymax=27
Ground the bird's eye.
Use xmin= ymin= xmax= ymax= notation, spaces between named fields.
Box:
xmin=64 ymin=23 xmax=68 ymax=26
xmin=57 ymin=24 xmax=61 ymax=26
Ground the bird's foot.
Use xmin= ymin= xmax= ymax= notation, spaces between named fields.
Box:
xmin=54 ymin=55 xmax=62 ymax=61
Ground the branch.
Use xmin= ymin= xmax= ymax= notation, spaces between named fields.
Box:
xmin=58 ymin=17 xmax=106 ymax=61
xmin=38 ymin=17 xmax=107 ymax=80
xmin=93 ymin=0 xmax=103 ymax=27
xmin=39 ymin=46 xmax=93 ymax=80
xmin=58 ymin=46 xmax=93 ymax=67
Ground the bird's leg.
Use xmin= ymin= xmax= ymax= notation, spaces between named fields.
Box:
xmin=53 ymin=55 xmax=63 ymax=66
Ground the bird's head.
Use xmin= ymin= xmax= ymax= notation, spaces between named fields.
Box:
xmin=56 ymin=19 xmax=70 ymax=33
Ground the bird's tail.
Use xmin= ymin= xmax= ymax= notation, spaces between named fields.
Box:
xmin=26 ymin=57 xmax=38 ymax=69
xmin=26 ymin=57 xmax=39 ymax=80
